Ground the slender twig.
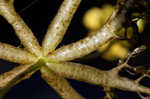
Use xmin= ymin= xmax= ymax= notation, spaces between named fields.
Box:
xmin=0 ymin=0 xmax=42 ymax=57
xmin=0 ymin=42 xmax=37 ymax=64
xmin=0 ymin=64 xmax=35 ymax=95
xmin=42 ymin=0 xmax=81 ymax=56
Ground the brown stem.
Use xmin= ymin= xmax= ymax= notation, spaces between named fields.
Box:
xmin=0 ymin=1 xmax=42 ymax=57
xmin=41 ymin=66 xmax=84 ymax=99
xmin=47 ymin=62 xmax=150 ymax=95
xmin=0 ymin=42 xmax=37 ymax=64
xmin=42 ymin=0 xmax=81 ymax=56
xmin=0 ymin=62 xmax=41 ymax=95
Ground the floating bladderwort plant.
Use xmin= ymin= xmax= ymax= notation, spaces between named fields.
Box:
xmin=0 ymin=0 xmax=150 ymax=99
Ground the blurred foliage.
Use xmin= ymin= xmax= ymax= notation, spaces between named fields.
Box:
xmin=82 ymin=4 xmax=146 ymax=61
xmin=83 ymin=5 xmax=114 ymax=31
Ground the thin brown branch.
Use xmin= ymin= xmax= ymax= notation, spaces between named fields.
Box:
xmin=46 ymin=62 xmax=112 ymax=85
xmin=41 ymin=66 xmax=84 ymax=99
xmin=0 ymin=58 xmax=46 ymax=96
xmin=47 ymin=62 xmax=150 ymax=95
xmin=42 ymin=0 xmax=81 ymax=56
xmin=0 ymin=0 xmax=42 ymax=57
xmin=104 ymin=87 xmax=115 ymax=99
xmin=0 ymin=42 xmax=37 ymax=64
xmin=0 ymin=69 xmax=37 ymax=98
xmin=0 ymin=63 xmax=37 ymax=92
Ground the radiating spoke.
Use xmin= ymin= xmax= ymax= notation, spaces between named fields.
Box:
xmin=47 ymin=62 xmax=150 ymax=95
xmin=46 ymin=62 xmax=107 ymax=85
xmin=42 ymin=0 xmax=81 ymax=56
xmin=41 ymin=66 xmax=84 ymax=99
xmin=0 ymin=1 xmax=42 ymax=57
xmin=0 ymin=63 xmax=39 ymax=94
xmin=0 ymin=42 xmax=37 ymax=64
